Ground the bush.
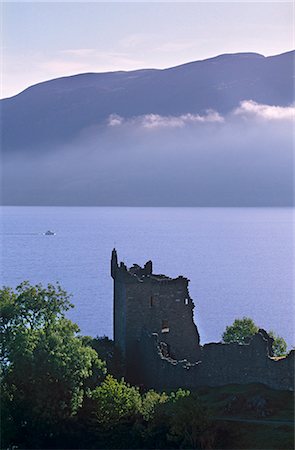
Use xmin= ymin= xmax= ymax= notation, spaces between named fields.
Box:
xmin=268 ymin=331 xmax=287 ymax=357
xmin=222 ymin=317 xmax=287 ymax=356
xmin=90 ymin=375 xmax=142 ymax=428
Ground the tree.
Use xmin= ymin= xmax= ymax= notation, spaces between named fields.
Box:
xmin=268 ymin=331 xmax=287 ymax=357
xmin=222 ymin=317 xmax=259 ymax=344
xmin=143 ymin=390 xmax=213 ymax=449
xmin=0 ymin=282 xmax=106 ymax=449
xmin=167 ymin=394 xmax=214 ymax=449
xmin=87 ymin=379 xmax=191 ymax=448
xmin=140 ymin=389 xmax=169 ymax=421
xmin=222 ymin=317 xmax=287 ymax=357
xmin=90 ymin=375 xmax=142 ymax=428
xmin=82 ymin=335 xmax=125 ymax=379
xmin=1 ymin=281 xmax=73 ymax=366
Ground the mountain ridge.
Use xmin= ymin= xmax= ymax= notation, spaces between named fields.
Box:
xmin=5 ymin=50 xmax=294 ymax=100
xmin=2 ymin=49 xmax=294 ymax=151
xmin=1 ymin=50 xmax=294 ymax=207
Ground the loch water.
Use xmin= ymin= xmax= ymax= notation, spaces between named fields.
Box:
xmin=1 ymin=206 xmax=294 ymax=348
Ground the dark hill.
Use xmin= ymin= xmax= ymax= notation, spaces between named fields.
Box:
xmin=1 ymin=50 xmax=294 ymax=151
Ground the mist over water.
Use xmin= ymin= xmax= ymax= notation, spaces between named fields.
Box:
xmin=3 ymin=106 xmax=294 ymax=206
xmin=1 ymin=206 xmax=294 ymax=349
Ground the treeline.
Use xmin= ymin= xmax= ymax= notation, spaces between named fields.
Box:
xmin=1 ymin=282 xmax=225 ymax=449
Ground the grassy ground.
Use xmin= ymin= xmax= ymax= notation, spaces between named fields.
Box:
xmin=213 ymin=421 xmax=294 ymax=450
xmin=195 ymin=383 xmax=294 ymax=449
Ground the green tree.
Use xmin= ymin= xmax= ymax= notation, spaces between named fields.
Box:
xmin=90 ymin=375 xmax=142 ymax=428
xmin=222 ymin=317 xmax=259 ymax=344
xmin=143 ymin=389 xmax=212 ymax=449
xmin=82 ymin=335 xmax=125 ymax=379
xmin=222 ymin=317 xmax=287 ymax=357
xmin=167 ymin=394 xmax=214 ymax=449
xmin=140 ymin=389 xmax=169 ymax=421
xmin=0 ymin=282 xmax=106 ymax=449
xmin=268 ymin=330 xmax=287 ymax=357
xmin=86 ymin=382 xmax=190 ymax=448
xmin=1 ymin=281 xmax=73 ymax=366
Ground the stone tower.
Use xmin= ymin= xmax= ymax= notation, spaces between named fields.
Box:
xmin=111 ymin=249 xmax=201 ymax=381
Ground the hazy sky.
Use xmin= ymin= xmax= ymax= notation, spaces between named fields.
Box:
xmin=1 ymin=1 xmax=294 ymax=98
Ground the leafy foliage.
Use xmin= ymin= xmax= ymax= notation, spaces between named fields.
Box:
xmin=6 ymin=283 xmax=289 ymax=449
xmin=1 ymin=281 xmax=73 ymax=365
xmin=268 ymin=331 xmax=287 ymax=357
xmin=167 ymin=394 xmax=214 ymax=449
xmin=141 ymin=389 xmax=169 ymax=421
xmin=143 ymin=389 xmax=214 ymax=449
xmin=2 ymin=282 xmax=205 ymax=449
xmin=222 ymin=317 xmax=287 ymax=357
xmin=82 ymin=335 xmax=125 ymax=379
xmin=0 ymin=282 xmax=106 ymax=448
xmin=222 ymin=317 xmax=259 ymax=344
xmin=90 ymin=375 xmax=142 ymax=428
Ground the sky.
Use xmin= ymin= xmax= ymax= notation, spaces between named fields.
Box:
xmin=1 ymin=1 xmax=294 ymax=98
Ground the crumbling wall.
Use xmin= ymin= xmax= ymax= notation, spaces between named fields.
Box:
xmin=125 ymin=276 xmax=200 ymax=360
xmin=111 ymin=250 xmax=294 ymax=392
xmin=138 ymin=331 xmax=294 ymax=391
xmin=112 ymin=250 xmax=201 ymax=381
xmin=113 ymin=277 xmax=127 ymax=359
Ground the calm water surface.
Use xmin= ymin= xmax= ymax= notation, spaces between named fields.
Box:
xmin=1 ymin=207 xmax=294 ymax=347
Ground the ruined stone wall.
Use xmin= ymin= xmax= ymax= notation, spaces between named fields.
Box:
xmin=138 ymin=331 xmax=294 ymax=391
xmin=199 ymin=336 xmax=294 ymax=390
xmin=124 ymin=276 xmax=200 ymax=362
xmin=112 ymin=250 xmax=201 ymax=380
xmin=113 ymin=277 xmax=127 ymax=358
xmin=111 ymin=250 xmax=294 ymax=392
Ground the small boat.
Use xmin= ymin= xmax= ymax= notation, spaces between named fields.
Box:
xmin=44 ymin=230 xmax=56 ymax=236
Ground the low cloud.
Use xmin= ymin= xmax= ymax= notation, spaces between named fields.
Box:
xmin=107 ymin=101 xmax=294 ymax=131
xmin=108 ymin=114 xmax=125 ymax=127
xmin=108 ymin=111 xmax=224 ymax=129
xmin=3 ymin=100 xmax=294 ymax=207
xmin=233 ymin=100 xmax=295 ymax=121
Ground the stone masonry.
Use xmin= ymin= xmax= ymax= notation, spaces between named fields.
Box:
xmin=111 ymin=249 xmax=294 ymax=391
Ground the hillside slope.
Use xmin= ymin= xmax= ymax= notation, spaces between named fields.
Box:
xmin=1 ymin=50 xmax=294 ymax=151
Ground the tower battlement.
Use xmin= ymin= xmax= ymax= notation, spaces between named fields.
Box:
xmin=112 ymin=248 xmax=187 ymax=284
xmin=111 ymin=249 xmax=201 ymax=381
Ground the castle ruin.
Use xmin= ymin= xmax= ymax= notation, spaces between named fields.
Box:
xmin=111 ymin=249 xmax=294 ymax=391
